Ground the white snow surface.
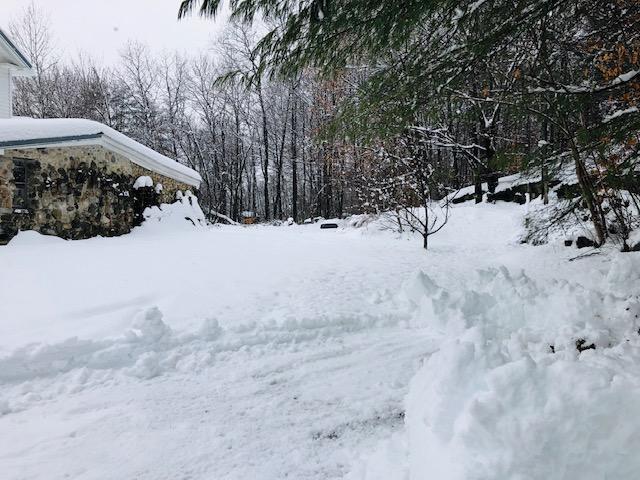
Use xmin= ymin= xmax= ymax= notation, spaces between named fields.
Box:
xmin=349 ymin=256 xmax=640 ymax=480
xmin=138 ymin=190 xmax=207 ymax=233
xmin=0 ymin=201 xmax=638 ymax=479
xmin=0 ymin=117 xmax=202 ymax=187
xmin=132 ymin=175 xmax=153 ymax=189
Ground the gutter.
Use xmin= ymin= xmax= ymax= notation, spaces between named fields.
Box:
xmin=0 ymin=28 xmax=34 ymax=72
xmin=0 ymin=133 xmax=103 ymax=149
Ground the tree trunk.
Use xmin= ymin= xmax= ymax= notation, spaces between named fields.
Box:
xmin=423 ymin=203 xmax=429 ymax=250
xmin=571 ymin=143 xmax=606 ymax=245
xmin=474 ymin=168 xmax=483 ymax=204
xmin=220 ymin=125 xmax=227 ymax=215
xmin=273 ymin=94 xmax=290 ymax=219
xmin=301 ymin=108 xmax=307 ymax=219
xmin=258 ymin=88 xmax=270 ymax=220
xmin=291 ymin=98 xmax=298 ymax=222
xmin=542 ymin=120 xmax=549 ymax=205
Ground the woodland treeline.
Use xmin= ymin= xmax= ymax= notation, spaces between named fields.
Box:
xmin=10 ymin=6 xmax=384 ymax=223
xmin=10 ymin=1 xmax=640 ymax=248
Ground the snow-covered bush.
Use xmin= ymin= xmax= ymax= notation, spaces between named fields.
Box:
xmin=344 ymin=214 xmax=376 ymax=229
xmin=137 ymin=190 xmax=207 ymax=233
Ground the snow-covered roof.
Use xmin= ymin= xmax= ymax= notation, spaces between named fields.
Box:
xmin=0 ymin=118 xmax=201 ymax=187
xmin=0 ymin=28 xmax=34 ymax=75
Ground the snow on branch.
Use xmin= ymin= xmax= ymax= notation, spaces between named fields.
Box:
xmin=527 ymin=70 xmax=640 ymax=95
xmin=603 ymin=107 xmax=639 ymax=124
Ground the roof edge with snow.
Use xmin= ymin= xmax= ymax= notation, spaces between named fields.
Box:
xmin=0 ymin=118 xmax=202 ymax=188
xmin=0 ymin=28 xmax=35 ymax=75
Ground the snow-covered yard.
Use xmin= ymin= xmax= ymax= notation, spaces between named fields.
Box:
xmin=1 ymin=202 xmax=638 ymax=479
xmin=0 ymin=222 xmax=432 ymax=479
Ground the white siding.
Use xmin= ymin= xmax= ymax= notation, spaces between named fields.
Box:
xmin=0 ymin=66 xmax=12 ymax=118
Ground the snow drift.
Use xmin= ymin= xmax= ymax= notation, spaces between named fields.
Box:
xmin=136 ymin=190 xmax=207 ymax=233
xmin=350 ymin=253 xmax=640 ymax=480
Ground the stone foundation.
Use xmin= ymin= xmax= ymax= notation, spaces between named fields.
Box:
xmin=0 ymin=145 xmax=196 ymax=244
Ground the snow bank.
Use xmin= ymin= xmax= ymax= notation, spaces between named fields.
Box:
xmin=7 ymin=230 xmax=66 ymax=246
xmin=0 ymin=302 xmax=401 ymax=417
xmin=350 ymin=253 xmax=640 ymax=480
xmin=5 ymin=192 xmax=208 ymax=245
xmin=629 ymin=228 xmax=640 ymax=249
xmin=136 ymin=191 xmax=207 ymax=234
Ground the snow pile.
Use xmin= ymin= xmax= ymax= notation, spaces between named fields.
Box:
xmin=6 ymin=230 xmax=66 ymax=246
xmin=137 ymin=190 xmax=207 ymax=233
xmin=344 ymin=214 xmax=377 ymax=229
xmin=629 ymin=228 xmax=640 ymax=250
xmin=132 ymin=175 xmax=153 ymax=189
xmin=0 ymin=302 xmax=405 ymax=414
xmin=350 ymin=253 xmax=640 ymax=480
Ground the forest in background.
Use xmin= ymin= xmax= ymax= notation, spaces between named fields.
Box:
xmin=9 ymin=4 xmax=379 ymax=224
xmin=9 ymin=0 xmax=640 ymax=249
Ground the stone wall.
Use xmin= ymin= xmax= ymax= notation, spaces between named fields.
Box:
xmin=0 ymin=144 xmax=195 ymax=244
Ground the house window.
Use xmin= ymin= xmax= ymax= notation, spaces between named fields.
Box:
xmin=12 ymin=158 xmax=32 ymax=211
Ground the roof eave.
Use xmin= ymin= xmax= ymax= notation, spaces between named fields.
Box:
xmin=100 ymin=135 xmax=201 ymax=188
xmin=0 ymin=134 xmax=202 ymax=188
xmin=0 ymin=133 xmax=104 ymax=149
xmin=0 ymin=28 xmax=33 ymax=72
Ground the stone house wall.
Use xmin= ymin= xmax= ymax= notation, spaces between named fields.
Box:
xmin=0 ymin=144 xmax=195 ymax=244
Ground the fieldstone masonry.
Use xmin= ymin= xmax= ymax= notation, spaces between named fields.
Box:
xmin=0 ymin=145 xmax=195 ymax=244
xmin=0 ymin=156 xmax=13 ymax=213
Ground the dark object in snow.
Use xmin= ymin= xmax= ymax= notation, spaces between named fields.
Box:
xmin=576 ymin=339 xmax=596 ymax=352
xmin=320 ymin=223 xmax=338 ymax=229
xmin=487 ymin=189 xmax=526 ymax=205
xmin=564 ymin=240 xmax=573 ymax=247
xmin=452 ymin=192 xmax=478 ymax=204
xmin=486 ymin=172 xmax=501 ymax=193
xmin=556 ymin=183 xmax=582 ymax=200
xmin=576 ymin=236 xmax=596 ymax=249
xmin=549 ymin=345 xmax=555 ymax=354
xmin=311 ymin=409 xmax=405 ymax=442
xmin=486 ymin=177 xmax=563 ymax=204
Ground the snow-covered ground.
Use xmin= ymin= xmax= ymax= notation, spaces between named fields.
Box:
xmin=0 ymin=201 xmax=637 ymax=479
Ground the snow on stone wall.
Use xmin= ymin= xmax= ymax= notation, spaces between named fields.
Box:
xmin=0 ymin=145 xmax=196 ymax=243
xmin=136 ymin=190 xmax=207 ymax=233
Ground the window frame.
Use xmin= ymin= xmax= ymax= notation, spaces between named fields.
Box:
xmin=11 ymin=158 xmax=34 ymax=213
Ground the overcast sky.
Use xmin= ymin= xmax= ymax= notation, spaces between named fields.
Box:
xmin=0 ymin=0 xmax=228 ymax=65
